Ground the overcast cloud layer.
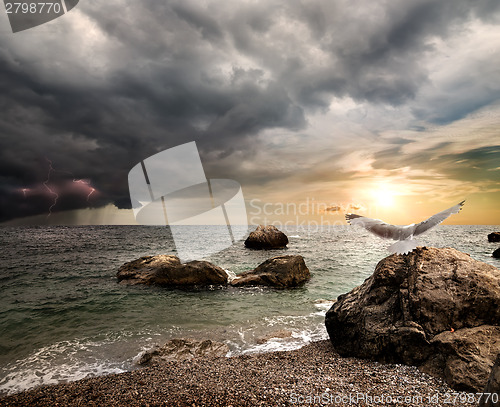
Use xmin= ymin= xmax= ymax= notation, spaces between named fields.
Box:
xmin=0 ymin=0 xmax=499 ymax=223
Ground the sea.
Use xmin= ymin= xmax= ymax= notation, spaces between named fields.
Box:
xmin=0 ymin=224 xmax=498 ymax=395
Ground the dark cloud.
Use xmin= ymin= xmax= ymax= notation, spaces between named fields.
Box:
xmin=371 ymin=141 xmax=457 ymax=171
xmin=171 ymin=3 xmax=224 ymax=42
xmin=370 ymin=141 xmax=500 ymax=187
xmin=0 ymin=0 xmax=499 ymax=222
xmin=384 ymin=137 xmax=413 ymax=145
xmin=439 ymin=146 xmax=500 ymax=182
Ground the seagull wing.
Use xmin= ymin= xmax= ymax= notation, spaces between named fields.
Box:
xmin=413 ymin=200 xmax=465 ymax=236
xmin=345 ymin=214 xmax=405 ymax=240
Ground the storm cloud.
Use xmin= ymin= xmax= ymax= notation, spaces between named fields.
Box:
xmin=0 ymin=0 xmax=499 ymax=222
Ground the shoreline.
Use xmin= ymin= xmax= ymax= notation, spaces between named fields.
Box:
xmin=0 ymin=340 xmax=474 ymax=407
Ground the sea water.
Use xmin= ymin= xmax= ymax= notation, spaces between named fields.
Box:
xmin=0 ymin=225 xmax=498 ymax=394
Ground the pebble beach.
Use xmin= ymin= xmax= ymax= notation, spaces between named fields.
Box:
xmin=0 ymin=340 xmax=475 ymax=407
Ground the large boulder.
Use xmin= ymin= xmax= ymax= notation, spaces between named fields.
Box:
xmin=494 ymin=248 xmax=500 ymax=258
xmin=231 ymin=255 xmax=310 ymax=288
xmin=325 ymin=247 xmax=500 ymax=392
xmin=480 ymin=354 xmax=500 ymax=407
xmin=489 ymin=232 xmax=500 ymax=242
xmin=136 ymin=338 xmax=229 ymax=365
xmin=244 ymin=225 xmax=288 ymax=249
xmin=117 ymin=255 xmax=229 ymax=286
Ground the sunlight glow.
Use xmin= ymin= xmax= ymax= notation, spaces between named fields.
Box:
xmin=372 ymin=186 xmax=396 ymax=208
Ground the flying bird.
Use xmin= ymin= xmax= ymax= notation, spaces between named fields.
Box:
xmin=345 ymin=201 xmax=465 ymax=254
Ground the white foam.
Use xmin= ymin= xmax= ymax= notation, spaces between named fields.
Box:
xmin=225 ymin=311 xmax=329 ymax=357
xmin=224 ymin=268 xmax=237 ymax=283
xmin=313 ymin=299 xmax=335 ymax=312
xmin=226 ymin=324 xmax=329 ymax=357
xmin=0 ymin=311 xmax=330 ymax=395
xmin=0 ymin=337 xmax=132 ymax=395
xmin=0 ymin=361 xmax=126 ymax=396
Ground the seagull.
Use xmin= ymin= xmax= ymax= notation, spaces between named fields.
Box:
xmin=345 ymin=201 xmax=465 ymax=254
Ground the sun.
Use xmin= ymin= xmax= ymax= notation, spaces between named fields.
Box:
xmin=372 ymin=187 xmax=396 ymax=208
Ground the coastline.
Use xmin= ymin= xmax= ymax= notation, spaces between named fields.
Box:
xmin=1 ymin=225 xmax=496 ymax=400
xmin=0 ymin=340 xmax=473 ymax=407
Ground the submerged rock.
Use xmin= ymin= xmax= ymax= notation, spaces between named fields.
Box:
xmin=231 ymin=255 xmax=310 ymax=288
xmin=136 ymin=338 xmax=229 ymax=365
xmin=325 ymin=247 xmax=500 ymax=392
xmin=494 ymin=248 xmax=500 ymax=258
xmin=489 ymin=232 xmax=500 ymax=242
xmin=244 ymin=225 xmax=289 ymax=249
xmin=256 ymin=329 xmax=293 ymax=344
xmin=117 ymin=255 xmax=229 ymax=286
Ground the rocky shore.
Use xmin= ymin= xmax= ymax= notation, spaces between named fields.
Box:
xmin=3 ymin=245 xmax=498 ymax=406
xmin=326 ymin=246 xmax=500 ymax=393
xmin=0 ymin=341 xmax=476 ymax=407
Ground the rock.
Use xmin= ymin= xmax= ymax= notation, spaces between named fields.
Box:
xmin=244 ymin=225 xmax=289 ymax=249
xmin=314 ymin=299 xmax=336 ymax=305
xmin=325 ymin=247 xmax=500 ymax=392
xmin=117 ymin=254 xmax=310 ymax=289
xmin=230 ymin=255 xmax=310 ymax=288
xmin=116 ymin=255 xmax=180 ymax=285
xmin=480 ymin=354 xmax=500 ymax=407
xmin=136 ymin=338 xmax=229 ymax=365
xmin=256 ymin=329 xmax=293 ymax=344
xmin=422 ymin=326 xmax=500 ymax=392
xmin=489 ymin=232 xmax=500 ymax=242
xmin=494 ymin=248 xmax=500 ymax=258
xmin=117 ymin=255 xmax=229 ymax=286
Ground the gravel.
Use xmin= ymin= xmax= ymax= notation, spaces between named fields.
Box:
xmin=0 ymin=340 xmax=476 ymax=406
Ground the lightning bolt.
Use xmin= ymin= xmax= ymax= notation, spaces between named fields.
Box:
xmin=72 ymin=179 xmax=95 ymax=202
xmin=43 ymin=158 xmax=58 ymax=218
xmin=24 ymin=159 xmax=97 ymax=217
xmin=87 ymin=187 xmax=95 ymax=202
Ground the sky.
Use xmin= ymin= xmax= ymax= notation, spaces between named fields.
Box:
xmin=0 ymin=0 xmax=499 ymax=226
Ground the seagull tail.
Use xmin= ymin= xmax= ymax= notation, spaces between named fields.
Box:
xmin=388 ymin=239 xmax=420 ymax=255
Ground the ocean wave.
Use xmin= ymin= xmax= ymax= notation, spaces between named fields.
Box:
xmin=225 ymin=309 xmax=329 ymax=357
xmin=226 ymin=325 xmax=328 ymax=357
xmin=224 ymin=269 xmax=237 ymax=283
xmin=1 ymin=225 xmax=492 ymax=395
xmin=0 ymin=336 xmax=137 ymax=395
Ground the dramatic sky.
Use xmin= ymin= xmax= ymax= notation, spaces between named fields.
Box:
xmin=1 ymin=0 xmax=499 ymax=225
